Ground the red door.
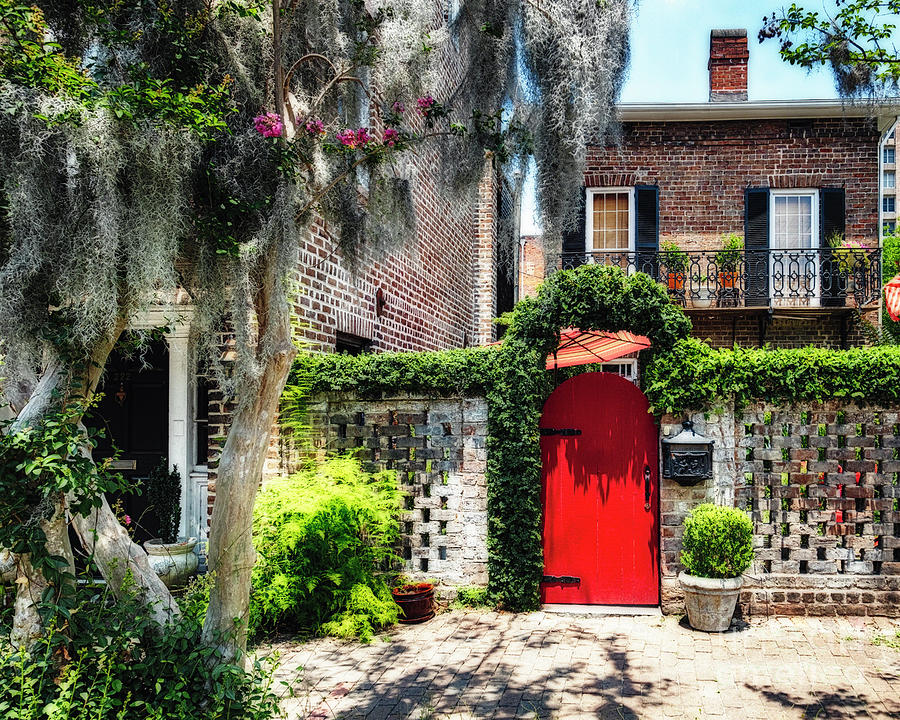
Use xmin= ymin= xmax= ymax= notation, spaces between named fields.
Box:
xmin=540 ymin=372 xmax=659 ymax=605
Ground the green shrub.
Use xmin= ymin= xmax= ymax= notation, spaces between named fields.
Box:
xmin=250 ymin=456 xmax=403 ymax=641
xmin=453 ymin=586 xmax=492 ymax=608
xmin=680 ymin=504 xmax=754 ymax=579
xmin=0 ymin=576 xmax=282 ymax=720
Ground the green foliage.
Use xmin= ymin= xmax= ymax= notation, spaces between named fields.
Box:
xmin=660 ymin=240 xmax=689 ymax=273
xmin=485 ymin=264 xmax=691 ymax=611
xmin=680 ymin=504 xmax=753 ymax=579
xmin=0 ymin=576 xmax=282 ymax=720
xmin=0 ymin=401 xmax=127 ymax=617
xmin=250 ymin=457 xmax=403 ymax=642
xmin=761 ymin=1 xmax=900 ymax=97
xmin=643 ymin=337 xmax=900 ymax=413
xmin=453 ymin=586 xmax=492 ymax=608
xmin=144 ymin=461 xmax=181 ymax=544
xmin=290 ymin=346 xmax=498 ymax=399
xmin=715 ymin=233 xmax=743 ymax=272
xmin=881 ymin=233 xmax=900 ymax=343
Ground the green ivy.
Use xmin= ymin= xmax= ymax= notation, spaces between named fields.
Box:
xmin=291 ymin=345 xmax=499 ymax=398
xmin=643 ymin=337 xmax=900 ymax=413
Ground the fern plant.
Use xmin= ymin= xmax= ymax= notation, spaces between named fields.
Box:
xmin=250 ymin=456 xmax=403 ymax=641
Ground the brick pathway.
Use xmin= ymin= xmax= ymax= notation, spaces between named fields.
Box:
xmin=266 ymin=610 xmax=900 ymax=720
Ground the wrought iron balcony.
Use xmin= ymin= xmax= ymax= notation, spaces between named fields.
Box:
xmin=548 ymin=247 xmax=882 ymax=309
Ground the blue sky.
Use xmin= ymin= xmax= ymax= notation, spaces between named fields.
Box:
xmin=521 ymin=0 xmax=840 ymax=233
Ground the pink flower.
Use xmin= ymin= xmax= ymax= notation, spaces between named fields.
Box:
xmin=336 ymin=129 xmax=357 ymax=148
xmin=124 ymin=515 xmax=131 ymax=525
xmin=416 ymin=95 xmax=434 ymax=113
xmin=383 ymin=127 xmax=399 ymax=147
xmin=305 ymin=118 xmax=325 ymax=135
xmin=391 ymin=101 xmax=406 ymax=113
xmin=356 ymin=128 xmax=372 ymax=146
xmin=253 ymin=112 xmax=283 ymax=138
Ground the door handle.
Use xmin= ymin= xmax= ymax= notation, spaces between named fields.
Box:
xmin=644 ymin=465 xmax=651 ymax=511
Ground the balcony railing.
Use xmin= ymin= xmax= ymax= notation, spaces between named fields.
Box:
xmin=548 ymin=248 xmax=882 ymax=309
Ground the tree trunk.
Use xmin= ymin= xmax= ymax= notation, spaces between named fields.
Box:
xmin=10 ymin=498 xmax=73 ymax=649
xmin=70 ymin=490 xmax=179 ymax=627
xmin=9 ymin=318 xmax=179 ymax=643
xmin=202 ymin=254 xmax=296 ymax=661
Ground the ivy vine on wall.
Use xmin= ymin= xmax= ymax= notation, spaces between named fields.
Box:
xmin=290 ymin=264 xmax=900 ymax=611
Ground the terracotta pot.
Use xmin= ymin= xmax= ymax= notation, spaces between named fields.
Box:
xmin=718 ymin=271 xmax=737 ymax=289
xmin=666 ymin=274 xmax=685 ymax=292
xmin=391 ymin=582 xmax=435 ymax=624
xmin=678 ymin=572 xmax=742 ymax=632
xmin=144 ymin=538 xmax=199 ymax=588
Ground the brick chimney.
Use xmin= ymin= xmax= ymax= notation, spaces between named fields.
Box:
xmin=709 ymin=29 xmax=748 ymax=102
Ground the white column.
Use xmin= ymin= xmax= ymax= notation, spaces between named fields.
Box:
xmin=166 ymin=329 xmax=193 ymax=540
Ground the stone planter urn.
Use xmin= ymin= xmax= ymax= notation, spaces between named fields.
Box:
xmin=144 ymin=537 xmax=199 ymax=588
xmin=678 ymin=572 xmax=742 ymax=632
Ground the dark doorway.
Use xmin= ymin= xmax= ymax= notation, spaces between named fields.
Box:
xmin=87 ymin=339 xmax=169 ymax=544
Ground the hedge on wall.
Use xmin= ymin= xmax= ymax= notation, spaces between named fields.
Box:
xmin=643 ymin=337 xmax=900 ymax=413
xmin=290 ymin=345 xmax=498 ymax=398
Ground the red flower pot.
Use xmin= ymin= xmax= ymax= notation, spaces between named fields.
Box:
xmin=391 ymin=582 xmax=435 ymax=624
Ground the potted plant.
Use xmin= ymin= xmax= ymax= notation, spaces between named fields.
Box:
xmin=661 ymin=240 xmax=690 ymax=293
xmin=828 ymin=233 xmax=871 ymax=294
xmin=391 ymin=580 xmax=435 ymax=623
xmin=678 ymin=503 xmax=753 ymax=632
xmin=715 ymin=233 xmax=743 ymax=289
xmin=142 ymin=461 xmax=198 ymax=588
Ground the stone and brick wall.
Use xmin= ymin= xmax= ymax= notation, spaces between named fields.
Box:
xmin=661 ymin=403 xmax=900 ymax=618
xmin=281 ymin=393 xmax=489 ymax=586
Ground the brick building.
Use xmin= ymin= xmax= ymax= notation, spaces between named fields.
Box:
xmin=547 ymin=29 xmax=897 ymax=349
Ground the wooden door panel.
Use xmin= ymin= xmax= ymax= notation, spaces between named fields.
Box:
xmin=540 ymin=372 xmax=659 ymax=605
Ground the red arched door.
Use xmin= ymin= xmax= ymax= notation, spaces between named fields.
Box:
xmin=540 ymin=372 xmax=659 ymax=605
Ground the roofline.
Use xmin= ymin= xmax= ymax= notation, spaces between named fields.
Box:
xmin=618 ymin=99 xmax=900 ymax=131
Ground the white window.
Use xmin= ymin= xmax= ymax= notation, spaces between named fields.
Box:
xmin=770 ymin=189 xmax=818 ymax=250
xmin=585 ymin=188 xmax=634 ymax=254
xmin=885 ymin=196 xmax=896 ymax=213
xmin=769 ymin=189 xmax=819 ymax=307
xmin=885 ymin=170 xmax=896 ymax=189
xmin=885 ymin=147 xmax=896 ymax=164
xmin=599 ymin=360 xmax=638 ymax=383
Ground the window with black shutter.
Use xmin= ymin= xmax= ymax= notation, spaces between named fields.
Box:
xmin=560 ymin=188 xmax=587 ymax=269
xmin=635 ymin=185 xmax=659 ymax=277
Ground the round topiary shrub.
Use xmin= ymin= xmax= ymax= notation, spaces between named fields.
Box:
xmin=680 ymin=503 xmax=753 ymax=579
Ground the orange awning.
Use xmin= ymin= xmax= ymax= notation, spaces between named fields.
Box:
xmin=546 ymin=328 xmax=651 ymax=370
xmin=886 ymin=274 xmax=900 ymax=322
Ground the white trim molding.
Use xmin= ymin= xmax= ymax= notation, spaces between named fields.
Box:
xmin=584 ymin=186 xmax=636 ymax=255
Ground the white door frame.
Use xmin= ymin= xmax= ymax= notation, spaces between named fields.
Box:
xmin=128 ymin=306 xmax=199 ymax=540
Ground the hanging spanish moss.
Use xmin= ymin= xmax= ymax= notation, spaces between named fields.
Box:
xmin=0 ymin=0 xmax=632 ymax=404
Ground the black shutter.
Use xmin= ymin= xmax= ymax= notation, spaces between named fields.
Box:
xmin=635 ymin=185 xmax=659 ymax=278
xmin=820 ymin=188 xmax=846 ymax=307
xmin=744 ymin=188 xmax=769 ymax=307
xmin=560 ymin=188 xmax=586 ymax=269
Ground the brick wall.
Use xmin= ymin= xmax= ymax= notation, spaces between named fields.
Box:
xmin=473 ymin=155 xmax=498 ymax=344
xmin=288 ymin=393 xmax=489 ymax=586
xmin=690 ymin=312 xmax=867 ymax=349
xmin=661 ymin=403 xmax=900 ymax=618
xmin=519 ymin=235 xmax=545 ymax=299
xmin=585 ymin=116 xmax=880 ymax=249
xmin=708 ymin=29 xmax=749 ymax=102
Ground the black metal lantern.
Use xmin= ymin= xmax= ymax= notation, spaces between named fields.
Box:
xmin=661 ymin=420 xmax=714 ymax=486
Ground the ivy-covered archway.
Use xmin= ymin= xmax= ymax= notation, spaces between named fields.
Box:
xmin=485 ymin=264 xmax=691 ymax=610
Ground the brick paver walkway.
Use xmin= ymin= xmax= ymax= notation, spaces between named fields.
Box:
xmin=266 ymin=610 xmax=900 ymax=720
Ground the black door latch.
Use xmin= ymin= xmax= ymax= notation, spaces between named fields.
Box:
xmin=540 ymin=575 xmax=581 ymax=585
xmin=539 ymin=428 xmax=582 ymax=436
